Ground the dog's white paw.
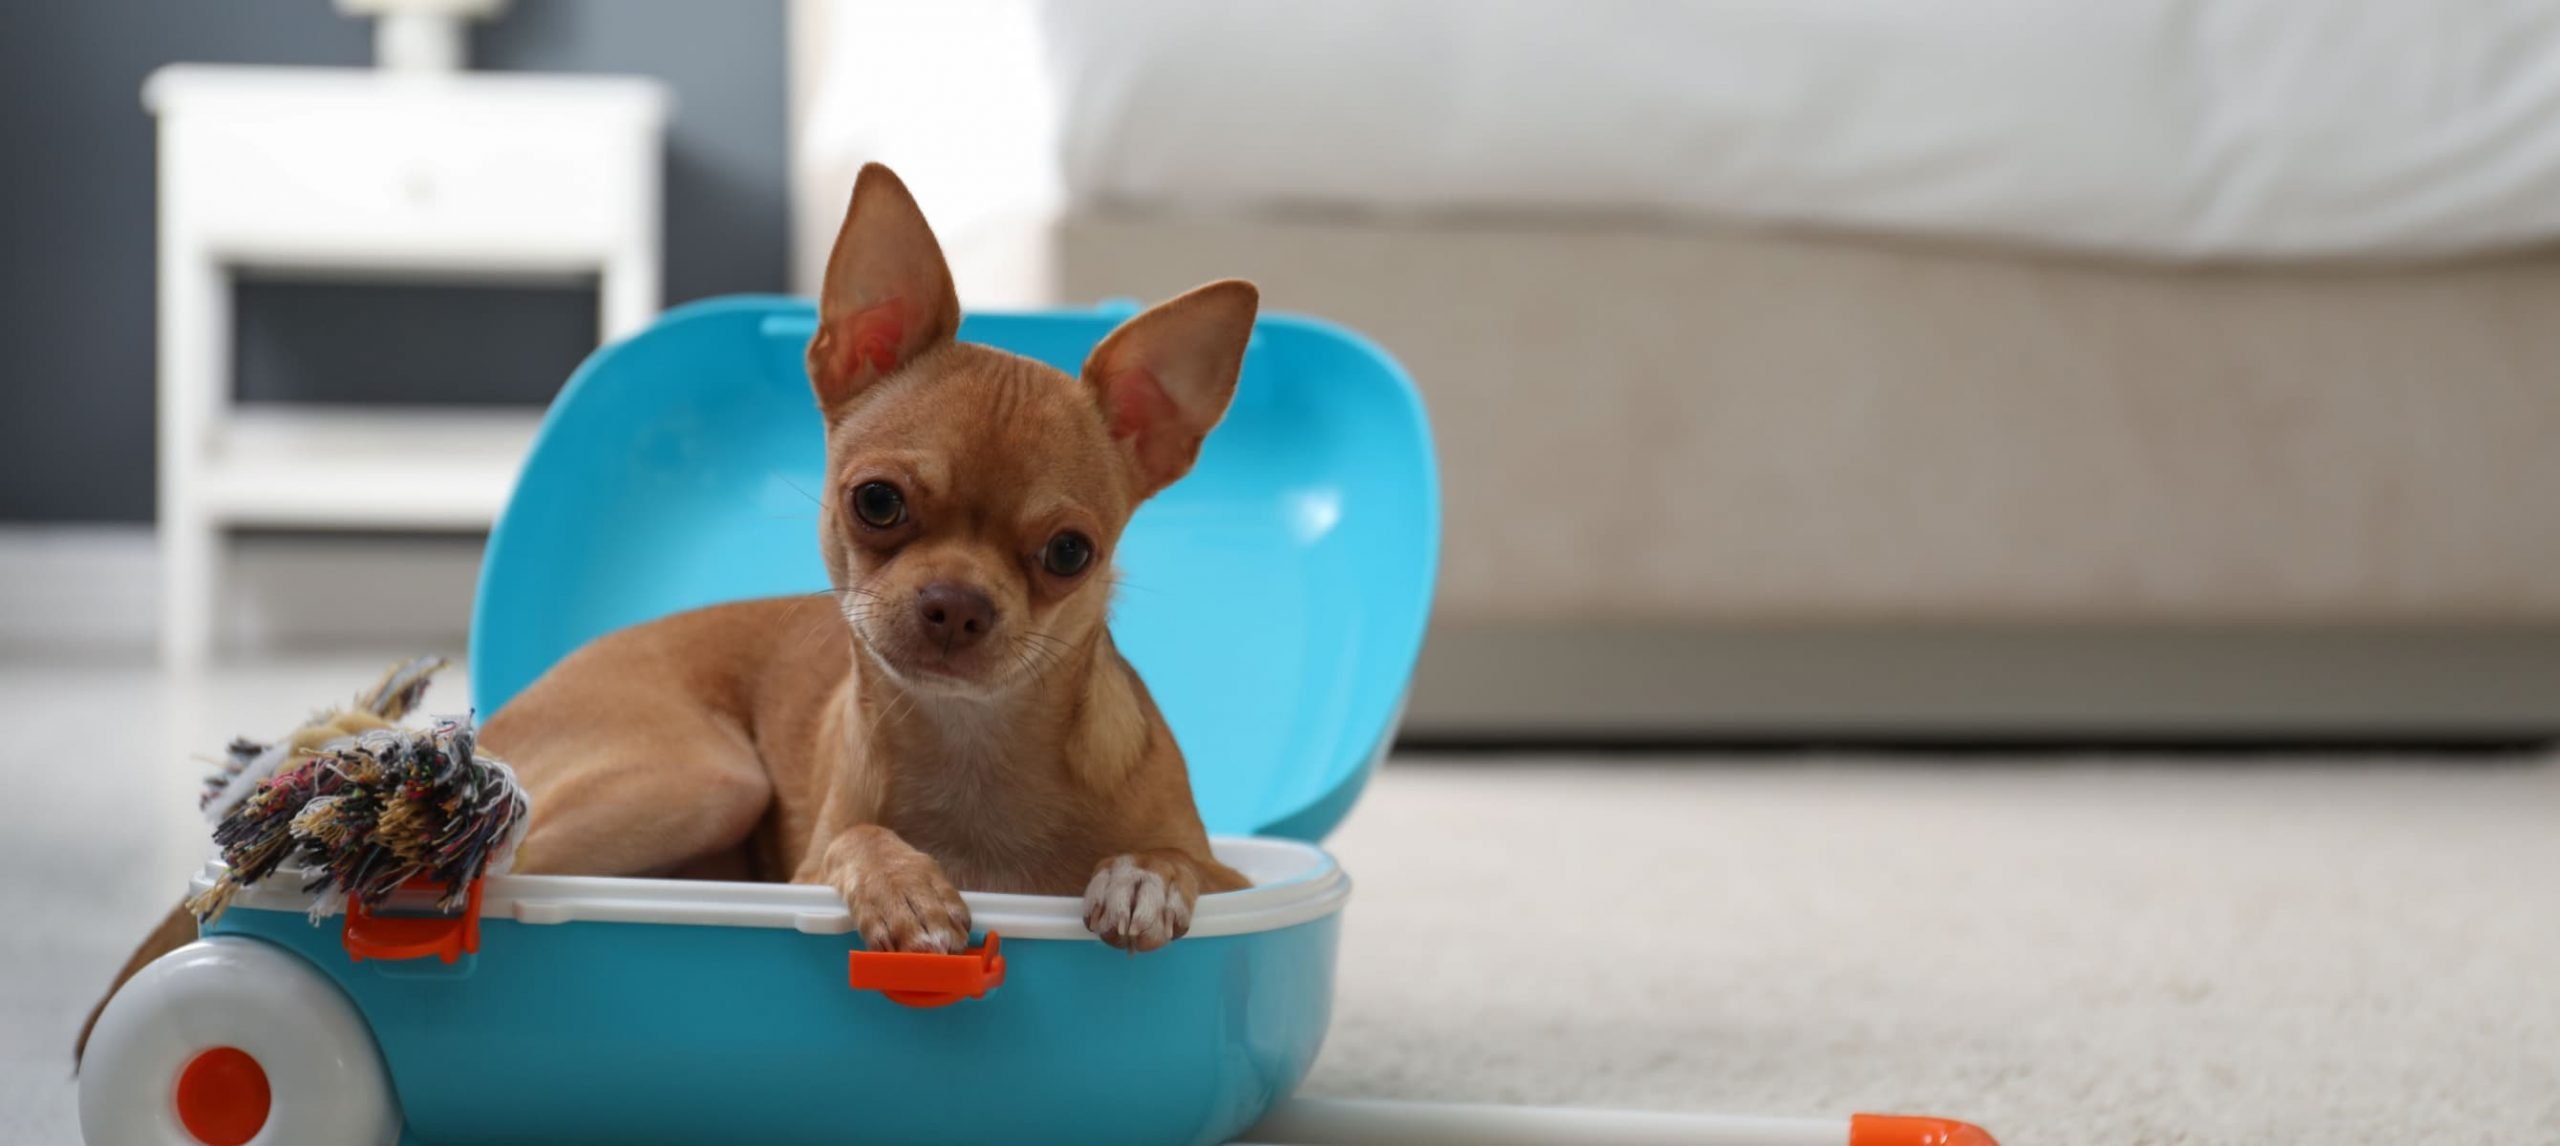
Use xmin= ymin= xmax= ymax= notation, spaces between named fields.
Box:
xmin=1082 ymin=853 xmax=1196 ymax=953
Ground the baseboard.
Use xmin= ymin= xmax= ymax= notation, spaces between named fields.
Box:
xmin=1403 ymin=621 xmax=2560 ymax=741
xmin=0 ymin=525 xmax=477 ymax=658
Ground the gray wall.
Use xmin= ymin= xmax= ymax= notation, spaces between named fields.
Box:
xmin=0 ymin=0 xmax=788 ymax=522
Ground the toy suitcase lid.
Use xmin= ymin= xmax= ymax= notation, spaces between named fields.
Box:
xmin=471 ymin=296 xmax=1438 ymax=840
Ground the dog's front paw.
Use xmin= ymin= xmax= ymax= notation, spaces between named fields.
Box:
xmin=1082 ymin=852 xmax=1199 ymax=953
xmin=844 ymin=859 xmax=972 ymax=955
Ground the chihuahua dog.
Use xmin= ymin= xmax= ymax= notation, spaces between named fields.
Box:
xmin=482 ymin=162 xmax=1252 ymax=950
xmin=85 ymin=163 xmax=1248 ymax=1057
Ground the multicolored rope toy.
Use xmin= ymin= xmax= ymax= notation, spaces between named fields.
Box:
xmin=185 ymin=657 xmax=530 ymax=925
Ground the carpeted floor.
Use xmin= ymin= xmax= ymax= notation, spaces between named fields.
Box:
xmin=1313 ymin=756 xmax=2560 ymax=1145
xmin=4 ymin=656 xmax=2553 ymax=1144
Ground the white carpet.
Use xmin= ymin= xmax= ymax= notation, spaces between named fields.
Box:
xmin=1313 ymin=756 xmax=2560 ymax=1145
xmin=4 ymin=657 xmax=2554 ymax=1145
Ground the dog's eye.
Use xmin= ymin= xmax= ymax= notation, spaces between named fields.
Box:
xmin=1042 ymin=531 xmax=1095 ymax=578
xmin=849 ymin=481 xmax=906 ymax=528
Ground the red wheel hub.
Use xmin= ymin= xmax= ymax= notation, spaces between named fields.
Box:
xmin=173 ymin=1046 xmax=270 ymax=1146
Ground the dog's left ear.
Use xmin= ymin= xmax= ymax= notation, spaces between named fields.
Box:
xmin=1082 ymin=280 xmax=1259 ymax=498
xmin=808 ymin=163 xmax=962 ymax=421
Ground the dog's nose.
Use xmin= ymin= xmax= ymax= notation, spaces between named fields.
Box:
xmin=916 ymin=582 xmax=996 ymax=650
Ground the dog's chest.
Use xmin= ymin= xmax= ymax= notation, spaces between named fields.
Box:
xmin=880 ymin=744 xmax=1094 ymax=895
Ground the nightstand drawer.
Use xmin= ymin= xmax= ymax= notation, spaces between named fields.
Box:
xmin=158 ymin=78 xmax=658 ymax=265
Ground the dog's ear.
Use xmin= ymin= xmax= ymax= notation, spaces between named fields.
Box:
xmin=1082 ymin=280 xmax=1259 ymax=498
xmin=807 ymin=163 xmax=962 ymax=421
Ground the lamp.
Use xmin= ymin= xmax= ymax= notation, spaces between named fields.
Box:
xmin=334 ymin=0 xmax=511 ymax=72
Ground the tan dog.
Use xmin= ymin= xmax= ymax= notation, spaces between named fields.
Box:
xmin=485 ymin=163 xmax=1252 ymax=951
xmin=85 ymin=163 xmax=1249 ymax=1057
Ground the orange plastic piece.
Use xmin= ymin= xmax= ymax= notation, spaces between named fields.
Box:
xmin=173 ymin=1046 xmax=270 ymax=1146
xmin=1850 ymin=1113 xmax=2001 ymax=1146
xmin=847 ymin=933 xmax=1006 ymax=1007
xmin=343 ymin=878 xmax=483 ymax=964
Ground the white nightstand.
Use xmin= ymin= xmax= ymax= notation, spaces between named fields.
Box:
xmin=144 ymin=64 xmax=668 ymax=667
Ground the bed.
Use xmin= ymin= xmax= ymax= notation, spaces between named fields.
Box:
xmin=792 ymin=0 xmax=2560 ymax=737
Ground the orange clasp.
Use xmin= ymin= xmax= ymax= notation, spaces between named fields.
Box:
xmin=342 ymin=878 xmax=484 ymax=964
xmin=847 ymin=933 xmax=1005 ymax=1007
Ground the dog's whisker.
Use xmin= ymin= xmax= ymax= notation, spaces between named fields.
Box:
xmin=776 ymin=474 xmax=827 ymax=509
xmin=863 ymin=687 xmax=918 ymax=745
xmin=785 ymin=598 xmax=869 ymax=658
xmin=772 ymin=586 xmax=887 ymax=659
xmin=1008 ymin=634 xmax=1068 ymax=681
xmin=787 ymin=617 xmax=839 ymax=658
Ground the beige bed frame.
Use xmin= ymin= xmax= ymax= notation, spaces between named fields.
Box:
xmin=1059 ymin=211 xmax=2560 ymax=738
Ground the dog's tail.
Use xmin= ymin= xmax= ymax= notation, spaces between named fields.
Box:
xmin=75 ymin=902 xmax=198 ymax=1069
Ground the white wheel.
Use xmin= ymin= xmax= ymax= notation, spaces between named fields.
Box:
xmin=80 ymin=937 xmax=400 ymax=1146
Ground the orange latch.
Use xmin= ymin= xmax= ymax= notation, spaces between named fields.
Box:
xmin=343 ymin=878 xmax=483 ymax=964
xmin=846 ymin=933 xmax=1006 ymax=1007
xmin=1849 ymin=1113 xmax=2001 ymax=1146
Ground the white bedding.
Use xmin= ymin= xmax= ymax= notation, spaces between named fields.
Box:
xmin=1041 ymin=0 xmax=2560 ymax=259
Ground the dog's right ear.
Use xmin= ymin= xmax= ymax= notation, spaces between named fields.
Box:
xmin=807 ymin=163 xmax=962 ymax=421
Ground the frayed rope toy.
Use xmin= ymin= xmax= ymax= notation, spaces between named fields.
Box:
xmin=185 ymin=656 xmax=530 ymax=925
